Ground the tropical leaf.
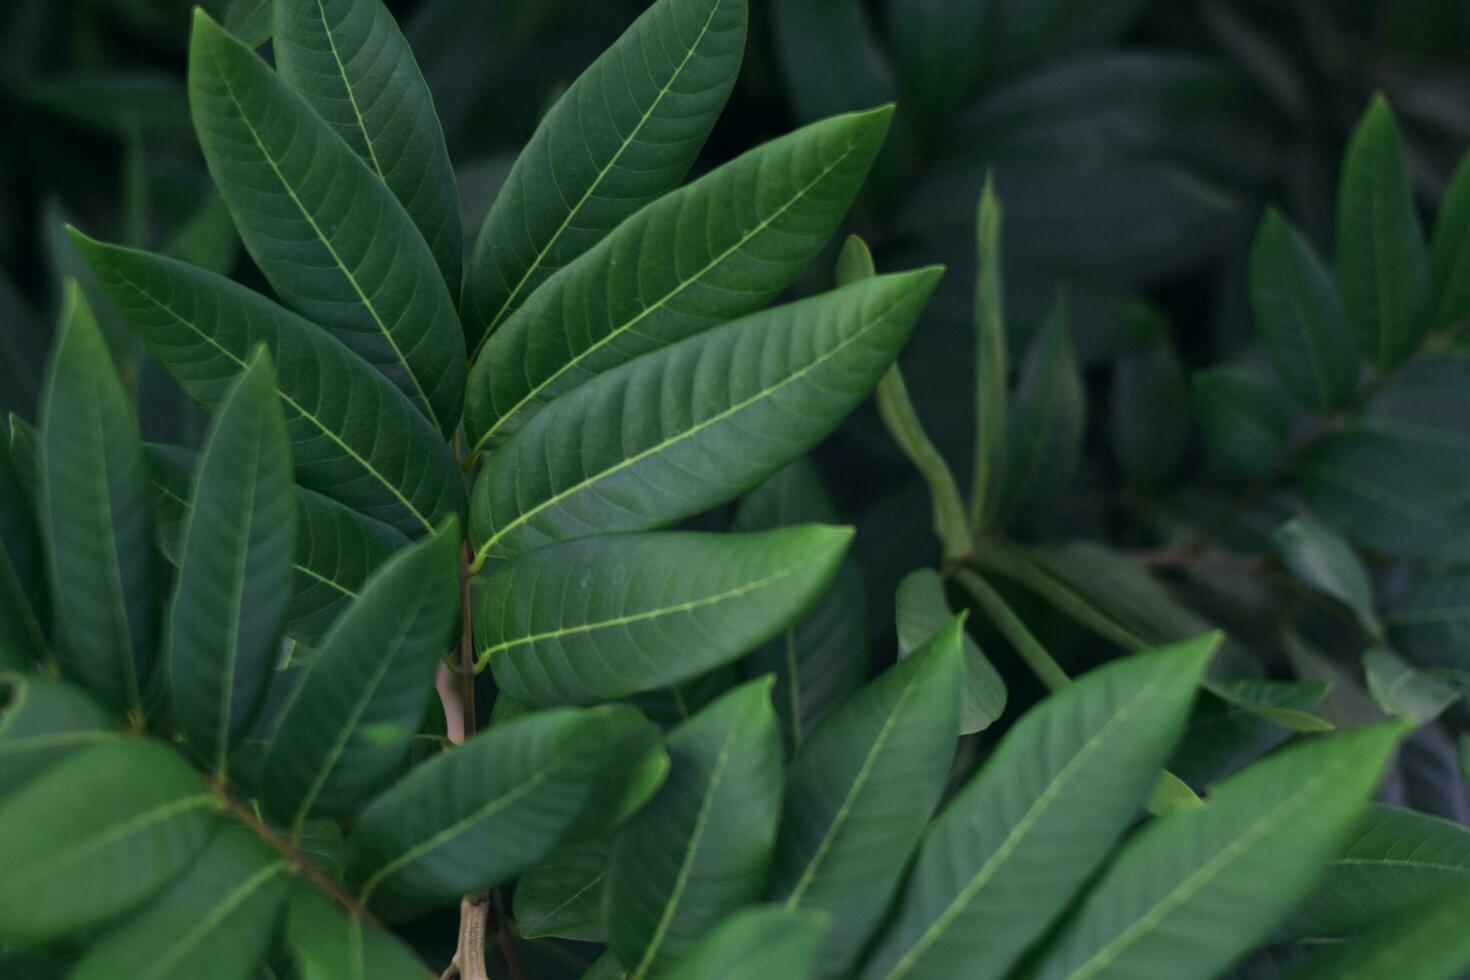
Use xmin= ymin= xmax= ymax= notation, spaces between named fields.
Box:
xmin=1288 ymin=875 xmax=1470 ymax=980
xmin=68 ymin=824 xmax=289 ymax=980
xmin=72 ymin=233 xmax=465 ymax=537
xmin=859 ymin=636 xmax=1217 ymax=980
xmin=895 ymin=569 xmax=1006 ymax=734
xmin=284 ymin=884 xmax=431 ymax=979
xmin=460 ymin=0 xmax=747 ymax=351
xmin=0 ymin=672 xmax=119 ymax=799
xmin=260 ymin=520 xmax=459 ymax=829
xmin=607 ymin=679 xmax=783 ymax=978
xmin=0 ymin=739 xmax=215 ymax=944
xmin=464 ymin=106 xmax=895 ymax=454
xmin=347 ymin=705 xmax=660 ymax=910
xmin=170 ymin=350 xmax=296 ymax=773
xmin=771 ymin=618 xmax=962 ymax=978
xmin=657 ymin=906 xmax=829 ymax=980
xmin=39 ymin=283 xmax=160 ymax=714
xmin=470 ymin=268 xmax=942 ymax=562
xmin=188 ymin=10 xmax=465 ymax=436
xmin=476 ymin=526 xmax=851 ymax=706
xmin=514 ymin=838 xmax=611 ymax=942
xmin=273 ymin=0 xmax=462 ymax=292
xmin=1025 ymin=724 xmax=1402 ymax=980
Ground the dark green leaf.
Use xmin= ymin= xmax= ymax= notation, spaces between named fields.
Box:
xmin=39 ymin=283 xmax=160 ymax=714
xmin=1430 ymin=152 xmax=1470 ymax=331
xmin=470 ymin=268 xmax=941 ymax=562
xmin=284 ymin=884 xmax=430 ymax=979
xmin=460 ymin=0 xmax=747 ymax=350
xmin=1386 ymin=570 xmax=1470 ymax=670
xmin=895 ymin=570 xmax=1005 ymax=734
xmin=1289 ymin=875 xmax=1470 ymax=980
xmin=0 ymin=672 xmax=118 ymax=799
xmin=1192 ymin=367 xmax=1291 ymax=478
xmin=477 ymin=526 xmax=852 ymax=706
xmin=1002 ymin=295 xmax=1084 ymax=515
xmin=1110 ymin=308 xmax=1189 ymax=483
xmin=657 ymin=906 xmax=829 ymax=980
xmin=189 ymin=10 xmax=465 ymax=436
xmin=1272 ymin=515 xmax=1379 ymax=635
xmin=514 ymin=838 xmax=610 ymax=942
xmin=1364 ymin=648 xmax=1459 ymax=725
xmin=0 ymin=415 xmax=46 ymax=637
xmin=772 ymin=0 xmax=893 ymax=122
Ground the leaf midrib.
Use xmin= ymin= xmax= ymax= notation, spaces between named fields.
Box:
xmin=313 ymin=0 xmax=387 ymax=181
xmin=146 ymin=858 xmax=288 ymax=977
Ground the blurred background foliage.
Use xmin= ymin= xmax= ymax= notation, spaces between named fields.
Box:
xmin=4 ymin=0 xmax=1470 ymax=826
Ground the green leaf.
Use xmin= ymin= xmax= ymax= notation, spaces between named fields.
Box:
xmin=1336 ymin=95 xmax=1431 ymax=370
xmin=273 ymin=0 xmax=460 ymax=292
xmin=1191 ymin=367 xmax=1291 ymax=478
xmin=72 ymin=233 xmax=465 ymax=538
xmin=188 ymin=10 xmax=465 ymax=437
xmin=0 ymin=417 xmax=46 ymax=639
xmin=477 ymin=526 xmax=852 ymax=707
xmin=0 ymin=739 xmax=215 ymax=944
xmin=859 ymin=636 xmax=1217 ymax=980
xmin=1385 ymin=570 xmax=1470 ymax=670
xmin=772 ymin=618 xmax=962 ymax=978
xmin=607 ymin=679 xmax=783 ymax=978
xmin=1025 ymin=724 xmax=1402 ymax=980
xmin=1430 ymin=152 xmax=1470 ymax=331
xmin=68 ymin=824 xmax=289 ymax=980
xmin=161 ymin=192 xmax=241 ymax=277
xmin=971 ymin=175 xmax=1007 ymax=533
xmin=1364 ymin=648 xmax=1459 ymax=725
xmin=284 ymin=884 xmax=431 ymax=980
xmin=1289 ymin=875 xmax=1470 ymax=980
xmin=1002 ymin=295 xmax=1084 ymax=515
xmin=732 ymin=459 xmax=868 ymax=752
xmin=204 ymin=0 xmax=276 ymax=46
xmin=874 ymin=363 xmax=971 ymax=560
xmin=465 ymin=107 xmax=894 ymax=455
xmin=895 ymin=570 xmax=1006 ymax=734
xmin=514 ymin=838 xmax=610 ymax=942
xmin=0 ymin=672 xmax=119 ymax=799
xmin=1204 ymin=678 xmax=1334 ymax=734
xmin=1168 ymin=680 xmax=1329 ymax=788
xmin=39 ymin=283 xmax=160 ymax=714
xmin=772 ymin=0 xmax=894 ymax=122
xmin=1273 ymin=515 xmax=1379 ymax=636
xmin=470 ymin=268 xmax=941 ymax=562
xmin=1110 ymin=308 xmax=1189 ymax=484
xmin=261 ymin=520 xmax=459 ymax=829
xmin=657 ymin=906 xmax=829 ymax=980
xmin=347 ymin=705 xmax=659 ymax=910
xmin=170 ymin=350 xmax=296 ymax=773
xmin=1293 ymin=803 xmax=1470 ymax=937
xmin=460 ymin=0 xmax=747 ymax=351
xmin=1248 ymin=207 xmax=1359 ymax=411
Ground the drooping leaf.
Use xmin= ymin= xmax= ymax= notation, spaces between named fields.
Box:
xmin=273 ymin=0 xmax=460 ymax=292
xmin=477 ymin=526 xmax=852 ymax=706
xmin=189 ymin=10 xmax=466 ymax=436
xmin=607 ymin=679 xmax=783 ymax=978
xmin=895 ymin=569 xmax=1006 ymax=734
xmin=733 ymin=459 xmax=867 ymax=752
xmin=514 ymin=838 xmax=611 ymax=942
xmin=284 ymin=884 xmax=431 ymax=979
xmin=347 ymin=706 xmax=660 ymax=910
xmin=772 ymin=618 xmax=962 ymax=978
xmin=1430 ymin=152 xmax=1470 ymax=331
xmin=1002 ymin=295 xmax=1084 ymax=516
xmin=1336 ymin=95 xmax=1431 ymax=370
xmin=470 ymin=268 xmax=942 ymax=562
xmin=1273 ymin=515 xmax=1379 ymax=636
xmin=0 ymin=672 xmax=119 ymax=799
xmin=1191 ymin=367 xmax=1291 ymax=478
xmin=1288 ymin=875 xmax=1470 ymax=980
xmin=261 ymin=520 xmax=459 ymax=828
xmin=39 ymin=283 xmax=160 ymax=714
xmin=1025 ymin=724 xmax=1402 ymax=980
xmin=1248 ymin=207 xmax=1359 ymax=411
xmin=657 ymin=906 xmax=829 ymax=980
xmin=0 ymin=739 xmax=215 ymax=944
xmin=1364 ymin=648 xmax=1459 ymax=725
xmin=72 ymin=233 xmax=465 ymax=537
xmin=859 ymin=636 xmax=1217 ymax=980
xmin=68 ymin=824 xmax=289 ymax=980
xmin=170 ymin=350 xmax=296 ymax=773
xmin=465 ymin=107 xmax=894 ymax=455
xmin=460 ymin=0 xmax=747 ymax=350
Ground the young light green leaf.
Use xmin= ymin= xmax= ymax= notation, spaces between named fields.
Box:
xmin=1289 ymin=875 xmax=1470 ymax=980
xmin=1191 ymin=367 xmax=1290 ymax=478
xmin=514 ymin=838 xmax=611 ymax=942
xmin=657 ymin=906 xmax=829 ymax=980
xmin=1430 ymin=152 xmax=1470 ymax=331
xmin=859 ymin=635 xmax=1218 ymax=980
xmin=1273 ymin=515 xmax=1379 ymax=637
xmin=273 ymin=0 xmax=460 ymax=292
xmin=1336 ymin=95 xmax=1431 ymax=370
xmin=261 ymin=520 xmax=459 ymax=829
xmin=460 ymin=0 xmax=747 ymax=350
xmin=971 ymin=175 xmax=1008 ymax=532
xmin=189 ymin=10 xmax=465 ymax=436
xmin=772 ymin=618 xmax=962 ymax=978
xmin=471 ymin=268 xmax=942 ymax=563
xmin=348 ymin=706 xmax=659 ymax=910
xmin=0 ymin=739 xmax=215 ymax=944
xmin=170 ymin=350 xmax=296 ymax=774
xmin=1002 ymin=294 xmax=1083 ymax=516
xmin=0 ymin=672 xmax=119 ymax=799
xmin=1364 ymin=648 xmax=1459 ymax=725
xmin=285 ymin=884 xmax=431 ymax=980
xmin=895 ymin=569 xmax=1005 ymax=734
xmin=607 ymin=679 xmax=783 ymax=978
xmin=465 ymin=107 xmax=894 ymax=455
xmin=72 ymin=233 xmax=464 ymax=537
xmin=1248 ymin=208 xmax=1359 ymax=411
xmin=68 ymin=824 xmax=289 ymax=980
xmin=39 ymin=283 xmax=160 ymax=715
xmin=477 ymin=526 xmax=852 ymax=707
xmin=1025 ymin=724 xmax=1402 ymax=980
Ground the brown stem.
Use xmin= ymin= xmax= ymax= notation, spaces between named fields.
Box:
xmin=458 ymin=540 xmax=477 ymax=739
xmin=492 ymin=888 xmax=528 ymax=980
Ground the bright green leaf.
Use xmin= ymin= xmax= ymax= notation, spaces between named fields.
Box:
xmin=1289 ymin=875 xmax=1470 ymax=980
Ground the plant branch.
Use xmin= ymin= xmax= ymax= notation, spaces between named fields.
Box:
xmin=952 ymin=568 xmax=1070 ymax=692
